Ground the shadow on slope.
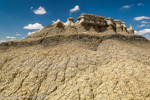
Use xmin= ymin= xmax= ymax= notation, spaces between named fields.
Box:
xmin=0 ymin=33 xmax=149 ymax=52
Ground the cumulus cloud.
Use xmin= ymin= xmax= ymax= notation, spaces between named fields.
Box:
xmin=145 ymin=35 xmax=149 ymax=37
xmin=134 ymin=16 xmax=150 ymax=21
xmin=141 ymin=21 xmax=150 ymax=23
xmin=137 ymin=3 xmax=144 ymax=6
xmin=121 ymin=5 xmax=134 ymax=9
xmin=33 ymin=6 xmax=47 ymax=15
xmin=70 ymin=5 xmax=80 ymax=13
xmin=16 ymin=34 xmax=20 ymax=36
xmin=28 ymin=31 xmax=36 ymax=36
xmin=23 ymin=23 xmax=44 ymax=30
xmin=6 ymin=36 xmax=16 ymax=39
xmin=27 ymin=30 xmax=41 ymax=36
xmin=52 ymin=21 xmax=55 ymax=23
xmin=0 ymin=40 xmax=6 ymax=43
xmin=137 ymin=24 xmax=145 ymax=27
xmin=24 ymin=23 xmax=44 ymax=36
xmin=135 ymin=29 xmax=150 ymax=35
xmin=30 ymin=7 xmax=33 ymax=11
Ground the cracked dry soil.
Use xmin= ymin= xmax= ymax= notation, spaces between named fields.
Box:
xmin=0 ymin=34 xmax=150 ymax=100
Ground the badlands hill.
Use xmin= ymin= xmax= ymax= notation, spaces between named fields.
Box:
xmin=0 ymin=14 xmax=150 ymax=100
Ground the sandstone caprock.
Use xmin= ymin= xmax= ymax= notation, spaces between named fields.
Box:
xmin=27 ymin=13 xmax=134 ymax=38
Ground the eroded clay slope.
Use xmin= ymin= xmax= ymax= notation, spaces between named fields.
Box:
xmin=0 ymin=34 xmax=150 ymax=100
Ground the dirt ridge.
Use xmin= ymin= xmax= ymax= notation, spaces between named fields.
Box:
xmin=0 ymin=33 xmax=149 ymax=48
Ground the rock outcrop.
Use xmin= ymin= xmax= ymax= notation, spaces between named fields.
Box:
xmin=0 ymin=13 xmax=150 ymax=100
xmin=27 ymin=13 xmax=134 ymax=38
xmin=127 ymin=24 xmax=134 ymax=35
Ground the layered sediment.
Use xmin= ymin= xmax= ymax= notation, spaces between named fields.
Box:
xmin=27 ymin=13 xmax=134 ymax=38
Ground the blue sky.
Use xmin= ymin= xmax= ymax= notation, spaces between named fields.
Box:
xmin=0 ymin=0 xmax=150 ymax=43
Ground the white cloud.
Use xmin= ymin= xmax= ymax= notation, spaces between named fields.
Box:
xmin=121 ymin=5 xmax=134 ymax=9
xmin=27 ymin=30 xmax=40 ymax=36
xmin=134 ymin=16 xmax=150 ymax=21
xmin=28 ymin=31 xmax=36 ymax=36
xmin=137 ymin=24 xmax=145 ymax=27
xmin=52 ymin=21 xmax=55 ymax=23
xmin=146 ymin=25 xmax=149 ymax=26
xmin=0 ymin=40 xmax=6 ymax=43
xmin=141 ymin=21 xmax=150 ymax=23
xmin=11 ymin=39 xmax=15 ymax=41
xmin=137 ymin=3 xmax=144 ymax=6
xmin=23 ymin=23 xmax=44 ymax=30
xmin=30 ymin=7 xmax=33 ymax=11
xmin=24 ymin=23 xmax=44 ymax=36
xmin=6 ymin=36 xmax=16 ymax=39
xmin=16 ymin=34 xmax=20 ymax=36
xmin=0 ymin=37 xmax=16 ymax=44
xmin=33 ymin=6 xmax=47 ymax=15
xmin=70 ymin=5 xmax=80 ymax=13
xmin=145 ymin=35 xmax=149 ymax=37
xmin=135 ymin=29 xmax=150 ymax=35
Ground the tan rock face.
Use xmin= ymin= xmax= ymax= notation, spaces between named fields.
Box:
xmin=127 ymin=24 xmax=134 ymax=35
xmin=27 ymin=13 xmax=135 ymax=38
xmin=0 ymin=34 xmax=150 ymax=100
